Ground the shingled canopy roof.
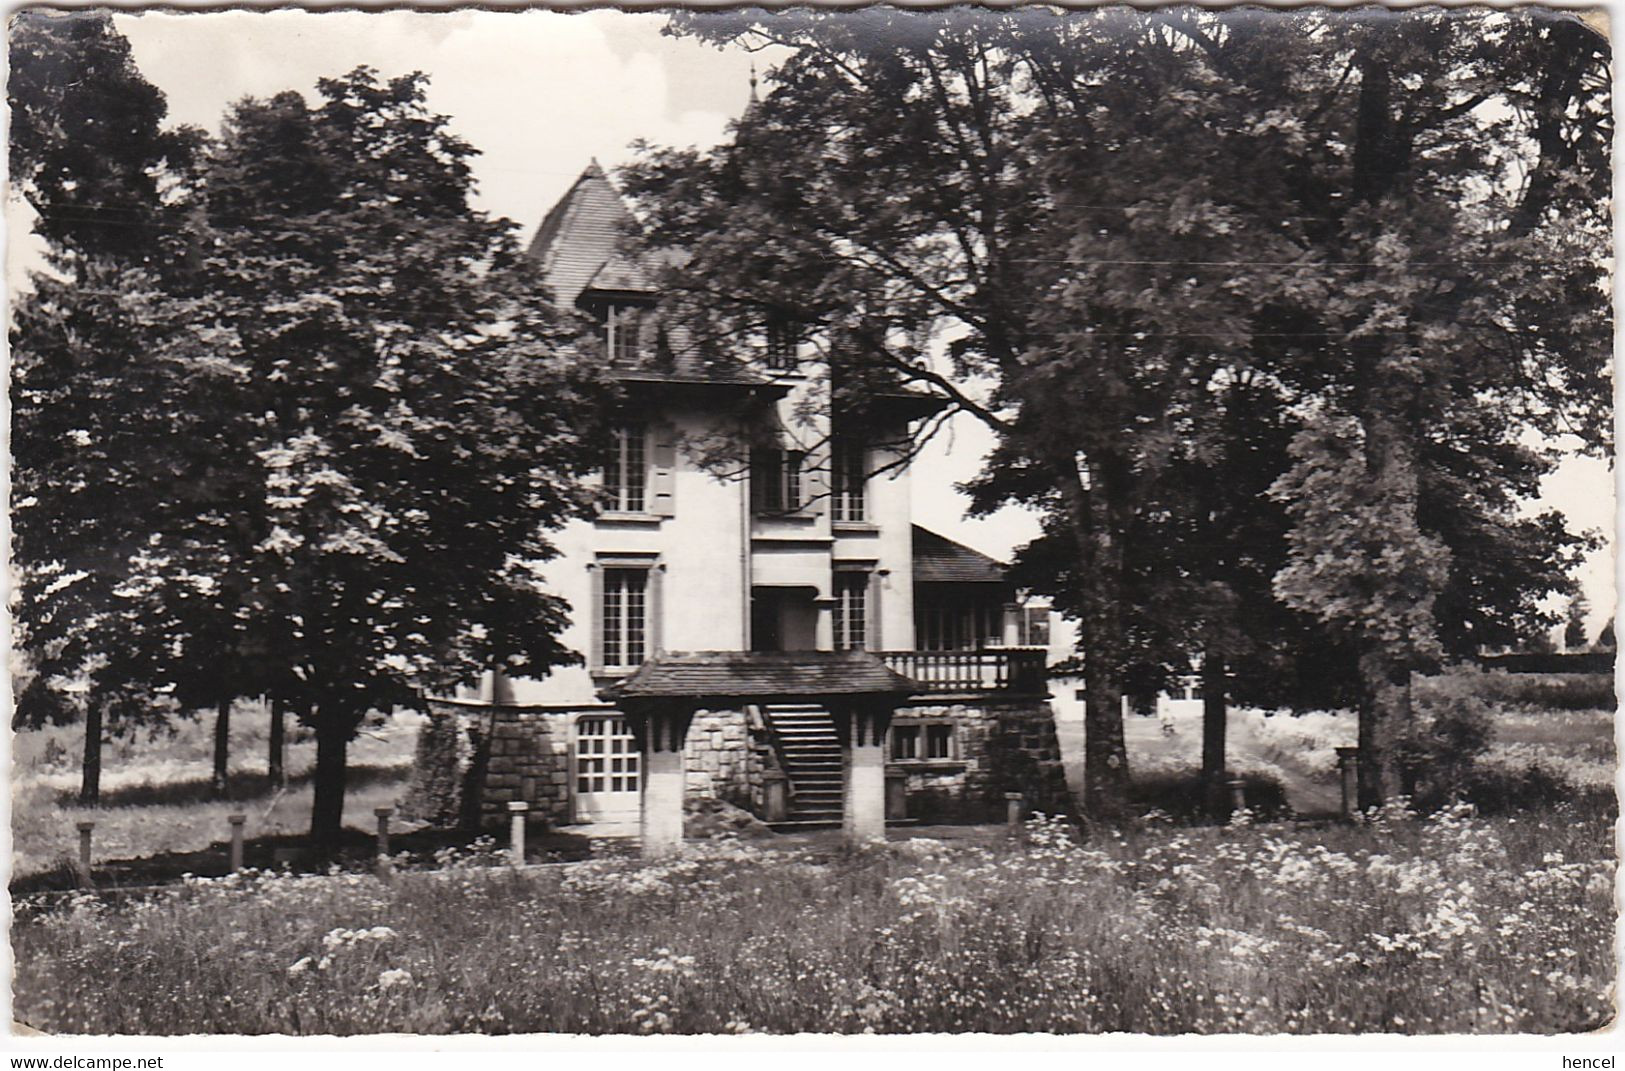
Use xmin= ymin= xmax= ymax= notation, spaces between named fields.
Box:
xmin=912 ymin=525 xmax=1010 ymax=585
xmin=599 ymin=651 xmax=919 ymax=704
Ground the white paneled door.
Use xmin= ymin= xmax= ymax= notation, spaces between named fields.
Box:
xmin=574 ymin=715 xmax=641 ymax=822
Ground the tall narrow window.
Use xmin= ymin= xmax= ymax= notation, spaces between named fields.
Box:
xmin=607 ymin=305 xmax=643 ymax=362
xmin=601 ymin=567 xmax=649 ymax=668
xmin=834 ymin=572 xmax=867 ymax=650
xmin=765 ymin=313 xmax=797 ymax=370
xmin=831 ymin=438 xmax=867 ymax=522
xmin=751 ymin=447 xmax=805 ymax=514
xmin=604 ymin=425 xmax=647 ymax=513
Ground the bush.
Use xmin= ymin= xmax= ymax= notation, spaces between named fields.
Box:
xmin=1414 ymin=668 xmax=1614 ymax=712
xmin=1403 ymin=677 xmax=1496 ymax=809
xmin=1128 ymin=770 xmax=1291 ymax=823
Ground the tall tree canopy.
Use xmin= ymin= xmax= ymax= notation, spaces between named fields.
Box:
xmin=11 ymin=37 xmax=614 ymax=833
xmin=625 ymin=7 xmax=1609 ymax=815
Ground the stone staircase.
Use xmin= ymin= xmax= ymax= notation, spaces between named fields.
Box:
xmin=762 ymin=703 xmax=844 ymax=829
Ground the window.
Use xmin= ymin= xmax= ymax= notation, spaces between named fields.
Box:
xmin=765 ymin=314 xmax=798 ymax=370
xmin=916 ymin=600 xmax=1004 ymax=651
xmin=892 ymin=724 xmax=919 ymax=760
xmin=751 ymin=447 xmax=805 ymax=514
xmin=891 ymin=720 xmax=957 ymax=763
xmin=834 ymin=572 xmax=867 ymax=651
xmin=1017 ymin=606 xmax=1050 ymax=647
xmin=831 ymin=438 xmax=867 ymax=522
xmin=606 ymin=305 xmax=644 ymax=362
xmin=601 ymin=567 xmax=649 ymax=669
xmin=604 ymin=425 xmax=647 ymax=513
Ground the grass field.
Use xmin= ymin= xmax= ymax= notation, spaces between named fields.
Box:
xmin=10 ymin=669 xmax=1615 ymax=1034
xmin=11 ymin=799 xmax=1614 ymax=1035
xmin=11 ymin=705 xmax=422 ymax=880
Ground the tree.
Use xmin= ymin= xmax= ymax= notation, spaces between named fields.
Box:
xmin=1249 ymin=10 xmax=1610 ymax=805
xmin=183 ymin=70 xmax=613 ymax=840
xmin=629 ymin=8 xmax=1607 ymax=817
xmin=9 ymin=11 xmax=206 ymax=803
xmin=1564 ymin=593 xmax=1590 ymax=651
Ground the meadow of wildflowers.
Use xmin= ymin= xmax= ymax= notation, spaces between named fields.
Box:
xmin=12 ymin=798 xmax=1614 ymax=1035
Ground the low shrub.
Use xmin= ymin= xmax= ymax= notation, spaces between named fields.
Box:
xmin=1128 ymin=770 xmax=1291 ymax=822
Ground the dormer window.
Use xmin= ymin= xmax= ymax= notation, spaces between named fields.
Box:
xmin=765 ymin=313 xmax=798 ymax=370
xmin=605 ymin=304 xmax=645 ymax=362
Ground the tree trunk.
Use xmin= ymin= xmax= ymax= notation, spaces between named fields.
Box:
xmin=211 ymin=699 xmax=231 ymax=799
xmin=309 ymin=712 xmax=353 ymax=844
xmin=1070 ymin=455 xmax=1132 ymax=820
xmin=1356 ymin=650 xmax=1409 ymax=810
xmin=268 ymin=697 xmax=286 ymax=787
xmin=1200 ymin=647 xmax=1228 ymax=818
xmin=79 ymin=703 xmax=102 ymax=805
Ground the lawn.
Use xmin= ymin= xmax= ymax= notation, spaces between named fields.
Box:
xmin=11 ymin=705 xmax=422 ymax=881
xmin=11 ymin=797 xmax=1614 ymax=1035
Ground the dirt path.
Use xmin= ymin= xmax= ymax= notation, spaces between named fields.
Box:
xmin=1054 ymin=704 xmax=1343 ymax=815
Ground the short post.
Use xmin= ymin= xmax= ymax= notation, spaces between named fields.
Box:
xmin=1005 ymin=791 xmax=1025 ymax=834
xmin=1227 ymin=777 xmax=1247 ymax=815
xmin=762 ymin=772 xmax=789 ymax=824
xmin=374 ymin=806 xmax=393 ymax=870
xmin=1336 ymin=747 xmax=1360 ymax=819
xmin=227 ymin=813 xmax=246 ymax=872
xmin=885 ymin=772 xmax=908 ymax=822
xmin=76 ymin=820 xmax=95 ymax=872
xmin=508 ymin=801 xmax=529 ymax=867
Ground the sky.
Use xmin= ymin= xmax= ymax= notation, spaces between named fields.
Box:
xmin=14 ymin=9 xmax=1616 ymax=635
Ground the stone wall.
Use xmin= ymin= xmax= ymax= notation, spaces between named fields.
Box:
xmin=889 ymin=698 xmax=1071 ymax=823
xmin=682 ymin=707 xmax=773 ymax=810
xmin=406 ymin=696 xmax=1067 ymax=830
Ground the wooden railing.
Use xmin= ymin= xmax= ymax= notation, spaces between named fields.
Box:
xmin=878 ymin=648 xmax=1049 ymax=696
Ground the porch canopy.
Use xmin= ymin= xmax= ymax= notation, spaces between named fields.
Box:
xmin=598 ymin=651 xmax=920 ymax=855
xmin=598 ymin=650 xmax=919 ymax=708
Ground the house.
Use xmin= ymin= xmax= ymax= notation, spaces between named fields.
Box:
xmin=411 ymin=162 xmax=1068 ymax=853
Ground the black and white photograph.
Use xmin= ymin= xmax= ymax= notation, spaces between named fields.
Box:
xmin=4 ymin=3 xmax=1617 ymax=1045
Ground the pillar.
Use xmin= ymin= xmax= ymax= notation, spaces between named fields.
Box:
xmin=508 ymin=801 xmax=529 ymax=866
xmin=633 ymin=704 xmax=695 ymax=859
xmin=763 ymin=771 xmax=790 ymax=823
xmin=814 ymin=597 xmax=836 ymax=651
xmin=1336 ymin=747 xmax=1360 ymax=819
xmin=836 ymin=704 xmax=892 ymax=845
xmin=227 ymin=813 xmax=246 ymax=872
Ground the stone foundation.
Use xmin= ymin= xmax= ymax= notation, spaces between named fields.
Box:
xmin=406 ymin=695 xmax=1069 ymax=830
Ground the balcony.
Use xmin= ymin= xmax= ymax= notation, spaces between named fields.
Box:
xmin=878 ymin=648 xmax=1049 ymax=697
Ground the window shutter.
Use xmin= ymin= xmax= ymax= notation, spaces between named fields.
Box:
xmin=649 ymin=565 xmax=665 ymax=655
xmin=650 ymin=425 xmax=677 ymax=517
xmin=588 ymin=565 xmax=604 ymax=672
xmin=802 ymin=446 xmax=828 ymax=516
xmin=867 ymin=571 xmax=883 ymax=651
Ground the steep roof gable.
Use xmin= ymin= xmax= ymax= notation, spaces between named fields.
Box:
xmin=527 ymin=160 xmax=654 ymax=307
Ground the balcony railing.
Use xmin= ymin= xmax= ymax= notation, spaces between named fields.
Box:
xmin=878 ymin=648 xmax=1049 ymax=696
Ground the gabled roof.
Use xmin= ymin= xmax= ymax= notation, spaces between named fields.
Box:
xmin=912 ymin=525 xmax=1009 ymax=585
xmin=528 ymin=161 xmax=774 ymax=392
xmin=528 ymin=160 xmax=655 ymax=307
xmin=600 ymin=651 xmax=919 ymax=703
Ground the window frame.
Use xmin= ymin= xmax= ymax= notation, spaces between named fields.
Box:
xmin=751 ymin=446 xmax=807 ymax=515
xmin=830 ymin=437 xmax=867 ymax=523
xmin=833 ymin=571 xmax=868 ymax=651
xmin=887 ymin=717 xmax=961 ymax=766
xmin=603 ymin=424 xmax=649 ymax=514
xmin=598 ymin=564 xmax=653 ymax=672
